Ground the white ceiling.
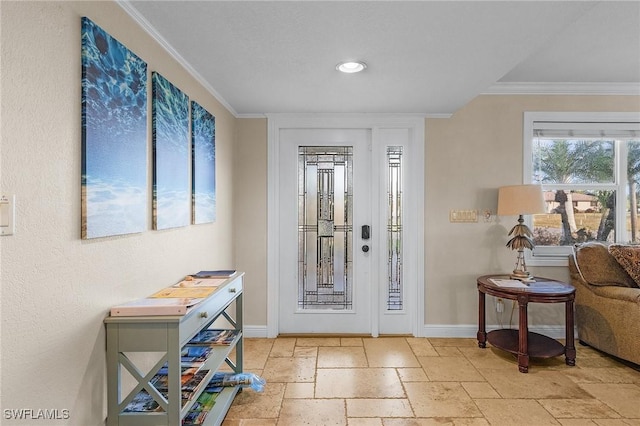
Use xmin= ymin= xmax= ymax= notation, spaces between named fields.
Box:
xmin=122 ymin=1 xmax=640 ymax=117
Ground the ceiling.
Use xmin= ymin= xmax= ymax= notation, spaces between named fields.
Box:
xmin=121 ymin=1 xmax=640 ymax=117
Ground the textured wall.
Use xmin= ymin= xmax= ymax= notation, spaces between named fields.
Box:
xmin=1 ymin=2 xmax=236 ymax=424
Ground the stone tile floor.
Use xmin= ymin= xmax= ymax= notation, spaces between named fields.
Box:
xmin=222 ymin=337 xmax=640 ymax=425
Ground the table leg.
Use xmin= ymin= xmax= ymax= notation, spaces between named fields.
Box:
xmin=565 ymin=297 xmax=576 ymax=366
xmin=477 ymin=290 xmax=486 ymax=348
xmin=517 ymin=294 xmax=529 ymax=373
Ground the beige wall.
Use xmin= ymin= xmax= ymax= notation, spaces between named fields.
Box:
xmin=1 ymin=2 xmax=236 ymax=424
xmin=235 ymin=95 xmax=640 ymax=332
xmin=234 ymin=118 xmax=268 ymax=326
xmin=425 ymin=95 xmax=640 ymax=327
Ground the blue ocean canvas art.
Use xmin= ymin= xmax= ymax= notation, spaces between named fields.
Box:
xmin=81 ymin=17 xmax=147 ymax=239
xmin=152 ymin=72 xmax=190 ymax=230
xmin=191 ymin=101 xmax=216 ymax=224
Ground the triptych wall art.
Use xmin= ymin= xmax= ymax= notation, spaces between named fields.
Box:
xmin=81 ymin=17 xmax=216 ymax=240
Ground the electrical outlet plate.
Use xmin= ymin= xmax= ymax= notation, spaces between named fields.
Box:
xmin=449 ymin=209 xmax=478 ymax=223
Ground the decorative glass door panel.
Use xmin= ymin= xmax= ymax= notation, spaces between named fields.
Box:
xmin=298 ymin=147 xmax=353 ymax=310
xmin=386 ymin=146 xmax=403 ymax=311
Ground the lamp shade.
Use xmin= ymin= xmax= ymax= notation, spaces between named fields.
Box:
xmin=497 ymin=185 xmax=546 ymax=216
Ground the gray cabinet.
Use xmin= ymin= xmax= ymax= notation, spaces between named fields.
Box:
xmin=105 ymin=273 xmax=243 ymax=426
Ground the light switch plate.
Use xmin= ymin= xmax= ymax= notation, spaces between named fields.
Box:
xmin=449 ymin=209 xmax=478 ymax=223
xmin=1 ymin=194 xmax=15 ymax=236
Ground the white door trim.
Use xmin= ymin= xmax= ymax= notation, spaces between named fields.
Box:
xmin=266 ymin=114 xmax=426 ymax=338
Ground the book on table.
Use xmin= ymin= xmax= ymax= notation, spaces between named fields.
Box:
xmin=110 ymin=297 xmax=204 ymax=316
xmin=191 ymin=270 xmax=237 ymax=278
xmin=149 ymin=286 xmax=219 ymax=299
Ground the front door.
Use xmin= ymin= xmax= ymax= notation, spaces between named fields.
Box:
xmin=268 ymin=115 xmax=424 ymax=336
xmin=279 ymin=128 xmax=372 ymax=333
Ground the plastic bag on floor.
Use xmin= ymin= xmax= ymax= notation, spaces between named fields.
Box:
xmin=210 ymin=372 xmax=266 ymax=392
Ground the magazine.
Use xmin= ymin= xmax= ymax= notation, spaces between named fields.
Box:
xmin=181 ymin=346 xmax=213 ymax=367
xmin=188 ymin=329 xmax=238 ymax=346
xmin=182 ymin=382 xmax=223 ymax=426
xmin=123 ymin=390 xmax=162 ymax=413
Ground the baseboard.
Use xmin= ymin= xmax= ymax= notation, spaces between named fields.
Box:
xmin=244 ymin=324 xmax=575 ymax=339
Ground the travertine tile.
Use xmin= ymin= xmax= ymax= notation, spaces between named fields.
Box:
xmin=579 ymin=383 xmax=640 ymax=418
xmin=270 ymin=338 xmax=296 ymax=357
xmin=458 ymin=346 xmax=519 ymax=370
xmin=574 ymin=367 xmax=640 ymax=384
xmin=225 ymin=382 xmax=285 ymax=420
xmin=262 ymin=356 xmax=316 ymax=383
xmin=316 ymin=368 xmax=405 ymax=398
xmin=364 ymin=338 xmax=421 ymax=367
xmin=341 ymin=337 xmax=364 ymax=347
xmin=346 ymin=398 xmax=413 ymax=418
xmin=228 ymin=336 xmax=640 ymax=425
xmin=348 ymin=418 xmax=383 ymax=426
xmin=460 ymin=382 xmax=500 ymax=399
xmin=538 ymin=398 xmax=621 ymax=419
xmin=294 ymin=346 xmax=319 ymax=358
xmin=428 ymin=338 xmax=477 ymax=347
xmin=284 ymin=382 xmax=315 ymax=399
xmin=418 ymin=356 xmax=484 ymax=382
xmin=223 ymin=420 xmax=278 ymax=425
xmin=382 ymin=420 xmax=489 ymax=426
xmin=318 ymin=346 xmax=368 ymax=368
xmin=404 ymin=382 xmax=482 ymax=418
xmin=243 ymin=338 xmax=275 ymax=369
xmin=405 ymin=337 xmax=439 ymax=357
xmin=434 ymin=346 xmax=463 ymax=357
xmin=278 ymin=398 xmax=346 ymax=425
xmin=474 ymin=399 xmax=559 ymax=425
xmin=296 ymin=337 xmax=341 ymax=347
xmin=480 ymin=368 xmax=592 ymax=399
xmin=556 ymin=420 xmax=599 ymax=426
xmin=396 ymin=368 xmax=430 ymax=382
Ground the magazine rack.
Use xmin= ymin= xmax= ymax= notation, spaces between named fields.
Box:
xmin=105 ymin=273 xmax=244 ymax=426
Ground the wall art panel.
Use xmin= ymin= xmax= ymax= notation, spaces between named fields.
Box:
xmin=191 ymin=101 xmax=216 ymax=224
xmin=81 ymin=17 xmax=148 ymax=239
xmin=152 ymin=72 xmax=190 ymax=230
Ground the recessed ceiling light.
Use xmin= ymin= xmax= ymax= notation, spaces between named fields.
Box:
xmin=336 ymin=61 xmax=367 ymax=73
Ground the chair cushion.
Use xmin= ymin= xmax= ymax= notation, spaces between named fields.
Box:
xmin=608 ymin=244 xmax=640 ymax=288
xmin=575 ymin=242 xmax=637 ymax=287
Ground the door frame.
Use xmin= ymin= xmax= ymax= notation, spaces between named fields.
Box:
xmin=266 ymin=114 xmax=425 ymax=338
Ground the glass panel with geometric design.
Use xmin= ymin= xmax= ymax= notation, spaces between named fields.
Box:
xmin=298 ymin=147 xmax=353 ymax=310
xmin=387 ymin=146 xmax=403 ymax=310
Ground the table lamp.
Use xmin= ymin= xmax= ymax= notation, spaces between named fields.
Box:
xmin=497 ymin=184 xmax=546 ymax=281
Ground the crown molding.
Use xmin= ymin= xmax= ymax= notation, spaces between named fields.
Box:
xmin=484 ymin=82 xmax=640 ymax=96
xmin=117 ymin=0 xmax=239 ymax=118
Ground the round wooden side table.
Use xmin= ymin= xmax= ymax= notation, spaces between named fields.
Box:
xmin=477 ymin=275 xmax=576 ymax=373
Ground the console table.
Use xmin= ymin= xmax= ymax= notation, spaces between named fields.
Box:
xmin=476 ymin=275 xmax=576 ymax=373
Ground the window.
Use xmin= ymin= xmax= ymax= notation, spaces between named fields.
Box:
xmin=524 ymin=112 xmax=640 ymax=266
